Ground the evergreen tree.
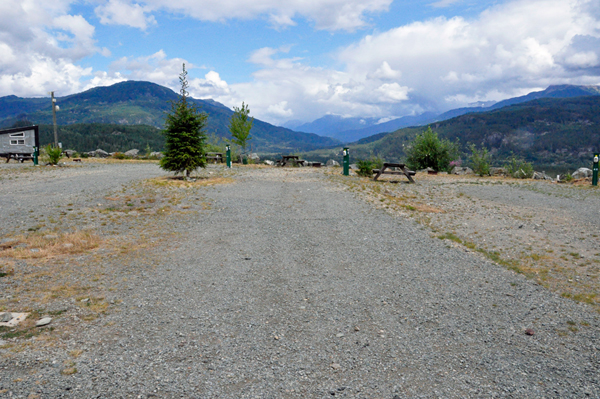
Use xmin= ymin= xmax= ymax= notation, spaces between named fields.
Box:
xmin=160 ymin=64 xmax=207 ymax=177
xmin=229 ymin=102 xmax=253 ymax=162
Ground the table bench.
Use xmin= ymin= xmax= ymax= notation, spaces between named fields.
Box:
xmin=206 ymin=152 xmax=224 ymax=163
xmin=278 ymin=156 xmax=305 ymax=167
xmin=373 ymin=163 xmax=416 ymax=183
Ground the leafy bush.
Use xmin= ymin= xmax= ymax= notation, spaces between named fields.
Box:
xmin=505 ymin=155 xmax=534 ymax=178
xmin=469 ymin=144 xmax=491 ymax=176
xmin=356 ymin=157 xmax=383 ymax=177
xmin=113 ymin=152 xmax=128 ymax=160
xmin=45 ymin=144 xmax=62 ymax=165
xmin=405 ymin=127 xmax=459 ymax=172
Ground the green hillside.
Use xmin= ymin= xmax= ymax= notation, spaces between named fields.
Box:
xmin=0 ymin=81 xmax=339 ymax=153
xmin=302 ymin=96 xmax=600 ymax=172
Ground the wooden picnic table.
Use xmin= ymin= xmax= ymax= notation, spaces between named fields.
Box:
xmin=206 ymin=152 xmax=224 ymax=163
xmin=279 ymin=155 xmax=305 ymax=167
xmin=373 ymin=162 xmax=416 ymax=183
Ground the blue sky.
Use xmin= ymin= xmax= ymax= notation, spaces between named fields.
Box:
xmin=1 ymin=0 xmax=599 ymax=126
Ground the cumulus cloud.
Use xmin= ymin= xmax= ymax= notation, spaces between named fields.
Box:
xmin=107 ymin=0 xmax=392 ymax=31
xmin=95 ymin=0 xmax=156 ymax=30
xmin=0 ymin=0 xmax=103 ymax=96
xmin=336 ymin=0 xmax=600 ymax=112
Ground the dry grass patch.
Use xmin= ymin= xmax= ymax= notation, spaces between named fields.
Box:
xmin=0 ymin=230 xmax=101 ymax=260
xmin=147 ymin=175 xmax=234 ymax=188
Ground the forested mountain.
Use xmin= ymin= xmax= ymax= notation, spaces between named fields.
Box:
xmin=0 ymin=81 xmax=339 ymax=153
xmin=303 ymin=96 xmax=600 ymax=173
xmin=289 ymin=85 xmax=600 ymax=143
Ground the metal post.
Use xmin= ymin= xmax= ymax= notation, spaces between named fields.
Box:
xmin=593 ymin=153 xmax=599 ymax=186
xmin=342 ymin=147 xmax=349 ymax=176
xmin=33 ymin=146 xmax=38 ymax=166
xmin=51 ymin=92 xmax=58 ymax=147
xmin=226 ymin=145 xmax=231 ymax=168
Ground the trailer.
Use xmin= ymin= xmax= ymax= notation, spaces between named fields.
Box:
xmin=0 ymin=125 xmax=39 ymax=163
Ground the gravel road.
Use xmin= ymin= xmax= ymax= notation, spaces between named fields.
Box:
xmin=1 ymin=163 xmax=599 ymax=398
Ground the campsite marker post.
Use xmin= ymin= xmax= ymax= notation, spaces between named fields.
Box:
xmin=33 ymin=147 xmax=38 ymax=166
xmin=226 ymin=145 xmax=231 ymax=168
xmin=593 ymin=153 xmax=599 ymax=186
xmin=342 ymin=147 xmax=349 ymax=176
xmin=51 ymin=92 xmax=58 ymax=147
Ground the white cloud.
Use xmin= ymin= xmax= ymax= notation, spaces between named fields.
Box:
xmin=118 ymin=0 xmax=392 ymax=31
xmin=95 ymin=0 xmax=156 ymax=30
xmin=0 ymin=0 xmax=103 ymax=97
xmin=429 ymin=0 xmax=462 ymax=8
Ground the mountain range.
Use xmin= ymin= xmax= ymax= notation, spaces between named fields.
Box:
xmin=290 ymin=85 xmax=600 ymax=142
xmin=324 ymin=95 xmax=600 ymax=174
xmin=0 ymin=81 xmax=339 ymax=153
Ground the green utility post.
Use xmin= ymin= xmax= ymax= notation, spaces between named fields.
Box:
xmin=226 ymin=145 xmax=232 ymax=168
xmin=342 ymin=147 xmax=349 ymax=176
xmin=33 ymin=147 xmax=39 ymax=166
xmin=593 ymin=153 xmax=599 ymax=186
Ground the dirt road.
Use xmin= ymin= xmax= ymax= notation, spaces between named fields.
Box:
xmin=1 ymin=163 xmax=598 ymax=398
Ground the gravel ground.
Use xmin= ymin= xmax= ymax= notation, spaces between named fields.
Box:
xmin=1 ymin=163 xmax=599 ymax=398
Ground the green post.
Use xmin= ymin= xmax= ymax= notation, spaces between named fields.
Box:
xmin=593 ymin=153 xmax=599 ymax=186
xmin=342 ymin=147 xmax=349 ymax=176
xmin=226 ymin=145 xmax=231 ymax=168
xmin=33 ymin=146 xmax=39 ymax=166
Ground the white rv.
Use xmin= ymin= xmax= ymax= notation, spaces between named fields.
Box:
xmin=0 ymin=126 xmax=39 ymax=163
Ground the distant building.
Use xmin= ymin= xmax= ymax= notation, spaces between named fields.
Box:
xmin=0 ymin=125 xmax=39 ymax=163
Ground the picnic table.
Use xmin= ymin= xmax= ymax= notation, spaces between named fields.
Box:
xmin=206 ymin=152 xmax=224 ymax=163
xmin=373 ymin=163 xmax=416 ymax=183
xmin=278 ymin=155 xmax=305 ymax=167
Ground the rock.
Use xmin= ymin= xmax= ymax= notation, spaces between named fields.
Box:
xmin=124 ymin=149 xmax=139 ymax=158
xmin=248 ymin=153 xmax=260 ymax=161
xmin=0 ymin=238 xmax=16 ymax=244
xmin=451 ymin=166 xmax=474 ymax=175
xmin=336 ymin=333 xmax=344 ymax=338
xmin=149 ymin=152 xmax=164 ymax=159
xmin=81 ymin=298 xmax=90 ymax=303
xmin=1 ymin=312 xmax=12 ymax=323
xmin=349 ymin=164 xmax=357 ymax=170
xmin=525 ymin=328 xmax=535 ymax=336
xmin=63 ymin=149 xmax=76 ymax=157
xmin=94 ymin=149 xmax=109 ymax=158
xmin=326 ymin=159 xmax=340 ymax=167
xmin=44 ymin=234 xmax=59 ymax=240
xmin=36 ymin=317 xmax=52 ymax=327
xmin=264 ymin=160 xmax=274 ymax=166
xmin=330 ymin=363 xmax=341 ymax=370
xmin=489 ymin=167 xmax=507 ymax=176
xmin=0 ymin=339 xmax=7 ymax=346
xmin=572 ymin=167 xmax=592 ymax=179
xmin=533 ymin=171 xmax=553 ymax=180
xmin=63 ymin=243 xmax=74 ymax=248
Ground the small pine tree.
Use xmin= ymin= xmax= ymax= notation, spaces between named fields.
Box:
xmin=160 ymin=64 xmax=207 ymax=177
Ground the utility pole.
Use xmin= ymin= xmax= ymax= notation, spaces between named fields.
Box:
xmin=51 ymin=91 xmax=58 ymax=147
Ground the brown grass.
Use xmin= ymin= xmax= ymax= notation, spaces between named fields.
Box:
xmin=147 ymin=176 xmax=234 ymax=188
xmin=0 ymin=230 xmax=101 ymax=260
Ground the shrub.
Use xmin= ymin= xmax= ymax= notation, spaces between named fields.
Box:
xmin=405 ymin=127 xmax=459 ymax=172
xmin=356 ymin=157 xmax=383 ymax=177
xmin=505 ymin=155 xmax=534 ymax=178
xmin=45 ymin=144 xmax=62 ymax=165
xmin=113 ymin=152 xmax=128 ymax=160
xmin=469 ymin=144 xmax=491 ymax=176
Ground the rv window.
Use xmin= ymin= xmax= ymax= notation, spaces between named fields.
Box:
xmin=10 ymin=140 xmax=25 ymax=145
xmin=9 ymin=132 xmax=25 ymax=137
